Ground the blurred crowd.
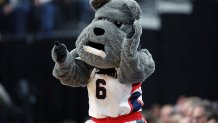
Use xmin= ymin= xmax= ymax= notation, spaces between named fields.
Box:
xmin=0 ymin=0 xmax=193 ymax=41
xmin=142 ymin=96 xmax=218 ymax=123
xmin=0 ymin=0 xmax=155 ymax=41
xmin=0 ymin=0 xmax=93 ymax=40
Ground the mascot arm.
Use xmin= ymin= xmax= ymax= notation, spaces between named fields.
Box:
xmin=118 ymin=21 xmax=155 ymax=84
xmin=52 ymin=44 xmax=93 ymax=87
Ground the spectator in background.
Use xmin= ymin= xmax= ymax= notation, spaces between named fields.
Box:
xmin=170 ymin=112 xmax=183 ymax=123
xmin=207 ymin=119 xmax=217 ymax=123
xmin=34 ymin=0 xmax=55 ymax=38
xmin=0 ymin=0 xmax=30 ymax=39
xmin=142 ymin=110 xmax=156 ymax=123
xmin=11 ymin=0 xmax=30 ymax=39
xmin=207 ymin=112 xmax=218 ymax=123
xmin=159 ymin=104 xmax=174 ymax=123
xmin=208 ymin=101 xmax=218 ymax=123
xmin=0 ymin=0 xmax=13 ymax=34
xmin=141 ymin=97 xmax=217 ymax=123
xmin=54 ymin=0 xmax=92 ymax=33
xmin=179 ymin=97 xmax=202 ymax=123
xmin=151 ymin=103 xmax=161 ymax=122
xmin=192 ymin=100 xmax=213 ymax=123
xmin=54 ymin=0 xmax=79 ymax=30
xmin=174 ymin=96 xmax=187 ymax=114
xmin=79 ymin=0 xmax=93 ymax=29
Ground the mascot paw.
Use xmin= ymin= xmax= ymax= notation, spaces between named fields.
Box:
xmin=52 ymin=41 xmax=67 ymax=63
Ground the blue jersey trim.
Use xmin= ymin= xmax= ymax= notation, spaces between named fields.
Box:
xmin=129 ymin=92 xmax=143 ymax=112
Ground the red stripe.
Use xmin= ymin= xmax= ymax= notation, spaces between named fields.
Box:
xmin=131 ymin=82 xmax=142 ymax=93
xmin=91 ymin=112 xmax=144 ymax=123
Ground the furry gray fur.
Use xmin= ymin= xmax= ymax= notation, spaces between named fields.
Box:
xmin=51 ymin=0 xmax=155 ymax=87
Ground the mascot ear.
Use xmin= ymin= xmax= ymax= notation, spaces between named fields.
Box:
xmin=124 ymin=0 xmax=142 ymax=20
xmin=90 ymin=0 xmax=110 ymax=11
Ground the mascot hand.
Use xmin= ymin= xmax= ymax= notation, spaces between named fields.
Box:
xmin=123 ymin=21 xmax=142 ymax=56
xmin=126 ymin=20 xmax=142 ymax=39
xmin=52 ymin=41 xmax=67 ymax=63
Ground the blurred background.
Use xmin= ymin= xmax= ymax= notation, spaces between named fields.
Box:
xmin=0 ymin=0 xmax=218 ymax=123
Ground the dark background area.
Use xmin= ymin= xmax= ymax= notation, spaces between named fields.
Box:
xmin=0 ymin=1 xmax=218 ymax=123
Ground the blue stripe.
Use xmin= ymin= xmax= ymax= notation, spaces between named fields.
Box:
xmin=129 ymin=92 xmax=142 ymax=112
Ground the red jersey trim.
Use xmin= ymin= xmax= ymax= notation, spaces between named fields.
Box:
xmin=131 ymin=82 xmax=142 ymax=93
xmin=91 ymin=111 xmax=144 ymax=123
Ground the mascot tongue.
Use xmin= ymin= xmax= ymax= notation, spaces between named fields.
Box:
xmin=83 ymin=45 xmax=106 ymax=58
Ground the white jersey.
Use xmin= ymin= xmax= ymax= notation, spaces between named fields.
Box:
xmin=87 ymin=68 xmax=144 ymax=119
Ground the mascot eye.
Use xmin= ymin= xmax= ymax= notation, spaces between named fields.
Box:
xmin=98 ymin=17 xmax=103 ymax=20
xmin=114 ymin=21 xmax=123 ymax=28
xmin=98 ymin=17 xmax=107 ymax=21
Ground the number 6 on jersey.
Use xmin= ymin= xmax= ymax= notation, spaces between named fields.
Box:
xmin=96 ymin=79 xmax=106 ymax=99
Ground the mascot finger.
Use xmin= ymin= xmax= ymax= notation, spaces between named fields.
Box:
xmin=122 ymin=21 xmax=142 ymax=56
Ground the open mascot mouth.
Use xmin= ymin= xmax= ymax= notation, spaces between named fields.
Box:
xmin=83 ymin=41 xmax=106 ymax=58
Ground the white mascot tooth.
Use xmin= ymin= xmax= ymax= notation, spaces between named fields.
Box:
xmin=83 ymin=45 xmax=106 ymax=58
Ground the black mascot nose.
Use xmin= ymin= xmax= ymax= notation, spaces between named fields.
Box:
xmin=94 ymin=27 xmax=105 ymax=36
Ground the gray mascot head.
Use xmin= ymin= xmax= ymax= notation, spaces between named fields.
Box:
xmin=52 ymin=0 xmax=154 ymax=86
xmin=76 ymin=0 xmax=142 ymax=69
